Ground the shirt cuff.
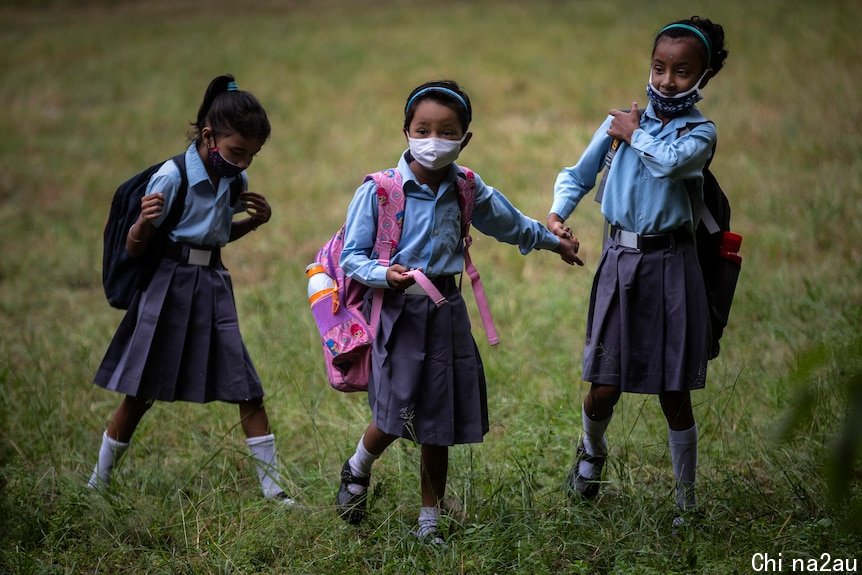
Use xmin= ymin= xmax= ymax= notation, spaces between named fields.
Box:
xmin=367 ymin=265 xmax=390 ymax=288
xmin=538 ymin=229 xmax=561 ymax=251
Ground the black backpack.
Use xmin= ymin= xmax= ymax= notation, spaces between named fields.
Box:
xmin=595 ymin=120 xmax=741 ymax=359
xmin=102 ymin=154 xmax=189 ymax=309
xmin=684 ymin=141 xmax=741 ymax=359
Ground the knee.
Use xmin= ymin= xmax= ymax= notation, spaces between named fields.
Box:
xmin=660 ymin=392 xmax=694 ymax=429
xmin=125 ymin=395 xmax=154 ymax=413
xmin=585 ymin=385 xmax=621 ymax=420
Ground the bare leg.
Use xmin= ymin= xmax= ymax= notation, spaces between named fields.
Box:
xmin=420 ymin=444 xmax=448 ymax=507
xmin=659 ymin=391 xmax=694 ymax=431
xmin=106 ymin=395 xmax=153 ymax=442
xmin=583 ymin=383 xmax=621 ymax=421
xmin=239 ymin=399 xmax=270 ymax=438
xmin=361 ymin=422 xmax=398 ymax=456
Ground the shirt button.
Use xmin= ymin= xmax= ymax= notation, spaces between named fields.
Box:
xmin=433 ymin=229 xmax=440 ymax=236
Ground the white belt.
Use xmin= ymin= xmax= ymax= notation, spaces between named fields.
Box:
xmin=614 ymin=229 xmax=640 ymax=249
xmin=187 ymin=248 xmax=213 ymax=266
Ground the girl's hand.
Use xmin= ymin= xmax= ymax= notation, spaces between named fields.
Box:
xmin=607 ymin=102 xmax=641 ymax=144
xmin=241 ymin=191 xmax=271 ymax=228
xmin=547 ymin=213 xmax=573 ymax=240
xmin=555 ymin=236 xmax=584 ymax=266
xmin=140 ymin=192 xmax=164 ymax=224
xmin=386 ymin=264 xmax=415 ymax=290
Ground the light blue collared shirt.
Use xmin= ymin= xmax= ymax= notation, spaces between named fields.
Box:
xmin=147 ymin=143 xmax=246 ymax=247
xmin=551 ymin=102 xmax=716 ymax=235
xmin=341 ymin=152 xmax=561 ymax=288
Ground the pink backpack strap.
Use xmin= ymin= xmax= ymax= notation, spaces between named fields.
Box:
xmin=456 ymin=167 xmax=499 ymax=346
xmin=364 ymin=169 xmax=406 ymax=335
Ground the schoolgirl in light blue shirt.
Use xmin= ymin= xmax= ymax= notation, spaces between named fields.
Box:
xmin=341 ymin=151 xmax=562 ymax=288
xmin=147 ymin=143 xmax=248 ymax=247
xmin=547 ymin=17 xmax=730 ymax=528
xmin=90 ymin=75 xmax=296 ymax=506
xmin=335 ymin=80 xmax=581 ymax=543
xmin=551 ymin=103 xmax=716 ymax=235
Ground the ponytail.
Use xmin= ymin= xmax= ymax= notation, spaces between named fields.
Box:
xmin=189 ymin=74 xmax=271 ymax=144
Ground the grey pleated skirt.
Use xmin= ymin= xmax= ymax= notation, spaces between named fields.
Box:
xmin=93 ymin=257 xmax=264 ymax=403
xmin=581 ymin=236 xmax=710 ymax=394
xmin=366 ymin=277 xmax=489 ymax=446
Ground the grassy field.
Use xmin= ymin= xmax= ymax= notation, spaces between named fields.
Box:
xmin=2 ymin=0 xmax=861 ymax=573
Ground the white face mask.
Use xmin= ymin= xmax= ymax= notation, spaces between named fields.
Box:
xmin=408 ymin=136 xmax=464 ymax=171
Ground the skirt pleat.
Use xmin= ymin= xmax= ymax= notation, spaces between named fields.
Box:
xmin=94 ymin=258 xmax=263 ymax=403
xmin=367 ymin=279 xmax=488 ymax=446
xmin=582 ymin=239 xmax=709 ymax=394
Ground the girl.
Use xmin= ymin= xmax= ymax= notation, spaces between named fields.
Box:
xmin=89 ymin=74 xmax=294 ymax=504
xmin=547 ymin=17 xmax=728 ymax=524
xmin=336 ymin=80 xmax=582 ymax=541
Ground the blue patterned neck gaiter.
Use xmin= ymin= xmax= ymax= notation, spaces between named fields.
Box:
xmin=645 ymin=71 xmax=707 ymax=118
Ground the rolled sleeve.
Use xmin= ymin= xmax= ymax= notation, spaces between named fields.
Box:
xmin=146 ymin=162 xmax=182 ymax=229
xmin=630 ymin=122 xmax=716 ymax=180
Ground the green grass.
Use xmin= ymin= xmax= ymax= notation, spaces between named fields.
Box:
xmin=2 ymin=0 xmax=861 ymax=573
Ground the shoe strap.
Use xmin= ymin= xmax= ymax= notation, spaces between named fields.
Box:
xmin=578 ymin=444 xmax=606 ymax=467
xmin=342 ymin=467 xmax=370 ymax=487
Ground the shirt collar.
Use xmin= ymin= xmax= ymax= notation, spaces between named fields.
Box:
xmin=644 ymin=101 xmax=707 ymax=126
xmin=184 ymin=143 xmax=211 ymax=188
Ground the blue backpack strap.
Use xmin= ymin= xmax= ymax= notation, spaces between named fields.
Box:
xmin=160 ymin=153 xmax=189 ymax=232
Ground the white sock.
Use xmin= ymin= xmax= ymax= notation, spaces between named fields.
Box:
xmin=347 ymin=435 xmax=378 ymax=495
xmin=579 ymin=405 xmax=611 ymax=479
xmin=246 ymin=434 xmax=287 ymax=499
xmin=669 ymin=424 xmax=698 ymax=510
xmin=416 ymin=506 xmax=440 ymax=537
xmin=87 ymin=431 xmax=129 ymax=488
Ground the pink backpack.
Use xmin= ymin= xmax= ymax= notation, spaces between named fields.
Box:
xmin=310 ymin=167 xmax=498 ymax=392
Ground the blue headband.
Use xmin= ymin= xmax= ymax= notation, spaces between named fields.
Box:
xmin=659 ymin=23 xmax=712 ymax=66
xmin=226 ymin=81 xmax=239 ymax=92
xmin=405 ymin=87 xmax=469 ymax=115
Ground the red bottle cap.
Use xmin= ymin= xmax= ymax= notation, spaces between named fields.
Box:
xmin=721 ymin=231 xmax=742 ymax=253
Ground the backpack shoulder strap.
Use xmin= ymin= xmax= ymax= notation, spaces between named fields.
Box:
xmin=453 ymin=165 xmax=499 ymax=346
xmin=160 ymin=153 xmax=190 ymax=233
xmin=365 ymin=168 xmax=406 ymax=266
xmin=677 ymin=121 xmax=720 ymax=234
xmin=365 ymin=168 xmax=406 ymax=336
xmin=229 ymin=174 xmax=244 ymax=207
xmin=454 ymin=166 xmax=475 ymax=238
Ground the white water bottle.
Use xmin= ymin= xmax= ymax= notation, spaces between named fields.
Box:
xmin=306 ymin=263 xmax=335 ymax=305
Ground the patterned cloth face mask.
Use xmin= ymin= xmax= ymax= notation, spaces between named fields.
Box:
xmin=645 ymin=69 xmax=709 ymax=118
xmin=207 ymin=143 xmax=245 ymax=179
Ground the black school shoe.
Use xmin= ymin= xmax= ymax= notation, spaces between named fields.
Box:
xmin=336 ymin=459 xmax=370 ymax=525
xmin=565 ymin=441 xmax=606 ymax=500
